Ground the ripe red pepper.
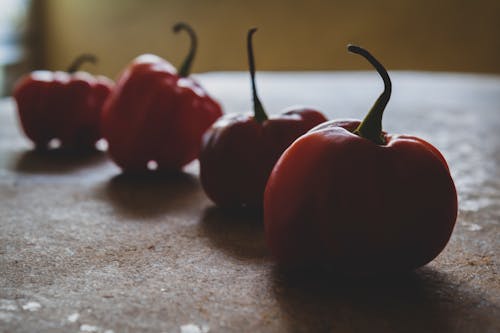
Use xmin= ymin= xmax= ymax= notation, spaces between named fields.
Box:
xmin=264 ymin=45 xmax=458 ymax=274
xmin=13 ymin=55 xmax=113 ymax=150
xmin=101 ymin=23 xmax=222 ymax=172
xmin=199 ymin=28 xmax=327 ymax=210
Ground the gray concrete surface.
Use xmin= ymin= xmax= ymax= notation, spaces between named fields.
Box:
xmin=0 ymin=72 xmax=499 ymax=332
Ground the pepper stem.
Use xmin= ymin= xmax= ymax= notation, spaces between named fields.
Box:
xmin=247 ymin=28 xmax=268 ymax=123
xmin=348 ymin=44 xmax=392 ymax=145
xmin=67 ymin=54 xmax=97 ymax=73
xmin=173 ymin=22 xmax=197 ymax=77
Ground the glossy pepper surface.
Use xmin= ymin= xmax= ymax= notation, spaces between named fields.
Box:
xmin=199 ymin=28 xmax=327 ymax=210
xmin=101 ymin=23 xmax=222 ymax=172
xmin=264 ymin=45 xmax=458 ymax=274
xmin=13 ymin=55 xmax=113 ymax=150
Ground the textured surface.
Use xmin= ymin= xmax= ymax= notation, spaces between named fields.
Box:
xmin=0 ymin=72 xmax=499 ymax=333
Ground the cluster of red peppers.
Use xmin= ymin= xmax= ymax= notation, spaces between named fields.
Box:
xmin=12 ymin=23 xmax=457 ymax=275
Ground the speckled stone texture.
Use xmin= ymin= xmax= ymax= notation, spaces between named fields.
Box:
xmin=0 ymin=72 xmax=499 ymax=333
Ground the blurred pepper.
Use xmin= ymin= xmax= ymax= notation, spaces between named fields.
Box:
xmin=101 ymin=22 xmax=222 ymax=172
xmin=13 ymin=54 xmax=113 ymax=150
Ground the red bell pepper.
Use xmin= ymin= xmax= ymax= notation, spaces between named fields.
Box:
xmin=199 ymin=28 xmax=327 ymax=210
xmin=264 ymin=45 xmax=458 ymax=274
xmin=101 ymin=23 xmax=222 ymax=172
xmin=13 ymin=54 xmax=113 ymax=150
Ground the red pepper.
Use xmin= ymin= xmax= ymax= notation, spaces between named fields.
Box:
xmin=199 ymin=28 xmax=327 ymax=210
xmin=13 ymin=54 xmax=113 ymax=150
xmin=101 ymin=23 xmax=222 ymax=172
xmin=264 ymin=45 xmax=458 ymax=274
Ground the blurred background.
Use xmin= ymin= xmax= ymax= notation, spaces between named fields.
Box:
xmin=1 ymin=0 xmax=499 ymax=96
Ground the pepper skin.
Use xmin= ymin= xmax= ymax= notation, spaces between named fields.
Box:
xmin=13 ymin=55 xmax=113 ymax=150
xmin=101 ymin=23 xmax=222 ymax=172
xmin=264 ymin=45 xmax=458 ymax=275
xmin=199 ymin=28 xmax=327 ymax=210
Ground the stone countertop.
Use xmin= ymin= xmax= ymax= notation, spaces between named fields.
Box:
xmin=0 ymin=71 xmax=499 ymax=333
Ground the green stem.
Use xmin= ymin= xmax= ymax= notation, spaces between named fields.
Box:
xmin=173 ymin=22 xmax=197 ymax=77
xmin=348 ymin=44 xmax=392 ymax=145
xmin=67 ymin=54 xmax=97 ymax=73
xmin=247 ymin=28 xmax=268 ymax=123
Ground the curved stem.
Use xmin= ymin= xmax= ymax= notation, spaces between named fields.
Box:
xmin=173 ymin=22 xmax=197 ymax=77
xmin=67 ymin=54 xmax=97 ymax=73
xmin=348 ymin=44 xmax=392 ymax=145
xmin=247 ymin=28 xmax=268 ymax=123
